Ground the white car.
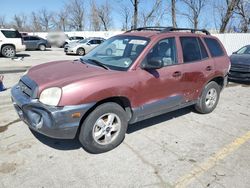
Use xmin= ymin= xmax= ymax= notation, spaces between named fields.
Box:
xmin=64 ymin=37 xmax=105 ymax=55
xmin=64 ymin=36 xmax=85 ymax=46
xmin=0 ymin=29 xmax=26 ymax=58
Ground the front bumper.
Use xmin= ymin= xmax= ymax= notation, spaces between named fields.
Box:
xmin=65 ymin=47 xmax=77 ymax=54
xmin=11 ymin=84 xmax=95 ymax=139
xmin=228 ymin=71 xmax=250 ymax=82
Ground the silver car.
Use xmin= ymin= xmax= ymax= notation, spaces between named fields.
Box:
xmin=64 ymin=37 xmax=105 ymax=55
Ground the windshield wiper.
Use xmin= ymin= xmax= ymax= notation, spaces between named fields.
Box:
xmin=87 ymin=59 xmax=109 ymax=70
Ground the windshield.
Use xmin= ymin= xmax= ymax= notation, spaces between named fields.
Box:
xmin=236 ymin=46 xmax=250 ymax=55
xmin=78 ymin=39 xmax=89 ymax=43
xmin=81 ymin=35 xmax=149 ymax=71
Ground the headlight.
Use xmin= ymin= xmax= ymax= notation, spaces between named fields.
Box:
xmin=39 ymin=87 xmax=62 ymax=106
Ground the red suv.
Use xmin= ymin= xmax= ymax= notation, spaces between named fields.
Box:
xmin=11 ymin=27 xmax=230 ymax=153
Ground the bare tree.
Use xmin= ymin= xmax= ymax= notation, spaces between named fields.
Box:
xmin=218 ymin=0 xmax=240 ymax=33
xmin=56 ymin=8 xmax=69 ymax=31
xmin=97 ymin=1 xmax=112 ymax=31
xmin=130 ymin=0 xmax=139 ymax=29
xmin=90 ymin=0 xmax=101 ymax=31
xmin=39 ymin=8 xmax=54 ymax=31
xmin=141 ymin=0 xmax=162 ymax=26
xmin=181 ymin=0 xmax=206 ymax=29
xmin=171 ymin=0 xmax=177 ymax=28
xmin=66 ymin=0 xmax=85 ymax=31
xmin=0 ymin=15 xmax=6 ymax=28
xmin=31 ymin=12 xmax=42 ymax=32
xmin=235 ymin=0 xmax=250 ymax=32
xmin=121 ymin=6 xmax=131 ymax=31
xmin=12 ymin=13 xmax=29 ymax=31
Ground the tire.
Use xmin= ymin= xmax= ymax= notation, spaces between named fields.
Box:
xmin=38 ymin=44 xmax=46 ymax=51
xmin=77 ymin=48 xmax=85 ymax=56
xmin=195 ymin=81 xmax=221 ymax=114
xmin=1 ymin=45 xmax=16 ymax=58
xmin=79 ymin=102 xmax=128 ymax=154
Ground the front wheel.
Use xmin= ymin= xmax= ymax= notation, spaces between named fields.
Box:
xmin=77 ymin=48 xmax=85 ymax=56
xmin=79 ymin=102 xmax=128 ymax=153
xmin=195 ymin=81 xmax=221 ymax=114
xmin=1 ymin=45 xmax=16 ymax=58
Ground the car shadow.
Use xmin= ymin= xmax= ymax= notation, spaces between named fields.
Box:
xmin=29 ymin=106 xmax=193 ymax=151
xmin=127 ymin=106 xmax=193 ymax=134
xmin=30 ymin=129 xmax=82 ymax=150
xmin=15 ymin=54 xmax=31 ymax=57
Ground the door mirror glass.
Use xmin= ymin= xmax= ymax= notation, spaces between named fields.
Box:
xmin=141 ymin=57 xmax=163 ymax=69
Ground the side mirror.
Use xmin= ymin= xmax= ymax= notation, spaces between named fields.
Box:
xmin=87 ymin=43 xmax=91 ymax=45
xmin=141 ymin=57 xmax=163 ymax=70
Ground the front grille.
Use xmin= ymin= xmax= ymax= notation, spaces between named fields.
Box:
xmin=18 ymin=80 xmax=32 ymax=97
xmin=19 ymin=76 xmax=38 ymax=98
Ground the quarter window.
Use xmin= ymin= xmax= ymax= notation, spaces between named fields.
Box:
xmin=204 ymin=38 xmax=224 ymax=57
xmin=1 ymin=30 xmax=21 ymax=38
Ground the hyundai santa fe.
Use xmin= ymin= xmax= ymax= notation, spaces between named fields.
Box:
xmin=11 ymin=27 xmax=230 ymax=153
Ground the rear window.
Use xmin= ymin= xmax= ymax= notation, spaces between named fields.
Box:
xmin=204 ymin=38 xmax=224 ymax=57
xmin=1 ymin=30 xmax=22 ymax=38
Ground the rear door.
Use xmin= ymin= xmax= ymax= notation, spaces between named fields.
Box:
xmin=178 ymin=36 xmax=214 ymax=101
xmin=29 ymin=36 xmax=40 ymax=49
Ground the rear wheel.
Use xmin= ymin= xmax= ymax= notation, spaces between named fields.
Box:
xmin=195 ymin=81 xmax=221 ymax=114
xmin=77 ymin=48 xmax=85 ymax=56
xmin=1 ymin=45 xmax=16 ymax=58
xmin=38 ymin=44 xmax=46 ymax=51
xmin=79 ymin=102 xmax=128 ymax=153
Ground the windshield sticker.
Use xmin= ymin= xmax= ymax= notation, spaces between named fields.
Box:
xmin=129 ymin=40 xmax=147 ymax=45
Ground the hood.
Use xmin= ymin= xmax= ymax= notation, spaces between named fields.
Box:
xmin=230 ymin=54 xmax=250 ymax=66
xmin=27 ymin=60 xmax=112 ymax=92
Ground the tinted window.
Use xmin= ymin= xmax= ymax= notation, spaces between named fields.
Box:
xmin=145 ymin=38 xmax=178 ymax=66
xmin=198 ymin=38 xmax=208 ymax=59
xmin=1 ymin=30 xmax=21 ymax=38
xmin=204 ymin=38 xmax=224 ymax=57
xmin=30 ymin=36 xmax=40 ymax=40
xmin=88 ymin=40 xmax=95 ymax=44
xmin=76 ymin=37 xmax=83 ymax=40
xmin=23 ymin=37 xmax=30 ymax=41
xmin=180 ymin=37 xmax=201 ymax=63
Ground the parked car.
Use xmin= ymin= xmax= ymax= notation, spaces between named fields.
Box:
xmin=64 ymin=37 xmax=105 ymax=55
xmin=11 ymin=27 xmax=230 ymax=153
xmin=229 ymin=45 xmax=250 ymax=82
xmin=23 ymin=36 xmax=51 ymax=51
xmin=64 ymin=36 xmax=85 ymax=46
xmin=0 ymin=28 xmax=26 ymax=58
xmin=46 ymin=32 xmax=68 ymax=48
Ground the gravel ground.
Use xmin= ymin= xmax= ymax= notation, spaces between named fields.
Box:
xmin=0 ymin=49 xmax=250 ymax=188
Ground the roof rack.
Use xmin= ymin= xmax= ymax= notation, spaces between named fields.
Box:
xmin=161 ymin=27 xmax=210 ymax=35
xmin=125 ymin=27 xmax=168 ymax=33
xmin=125 ymin=26 xmax=210 ymax=35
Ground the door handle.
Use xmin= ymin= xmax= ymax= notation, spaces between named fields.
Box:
xmin=206 ymin=66 xmax=212 ymax=71
xmin=172 ymin=71 xmax=182 ymax=77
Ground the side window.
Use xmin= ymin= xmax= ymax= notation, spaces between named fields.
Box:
xmin=180 ymin=37 xmax=202 ymax=63
xmin=1 ymin=30 xmax=21 ymax=38
xmin=96 ymin=40 xmax=102 ymax=44
xmin=198 ymin=38 xmax=208 ymax=59
xmin=23 ymin=37 xmax=29 ymax=41
xmin=30 ymin=36 xmax=39 ymax=40
xmin=145 ymin=38 xmax=178 ymax=66
xmin=204 ymin=38 xmax=224 ymax=57
xmin=88 ymin=40 xmax=95 ymax=44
